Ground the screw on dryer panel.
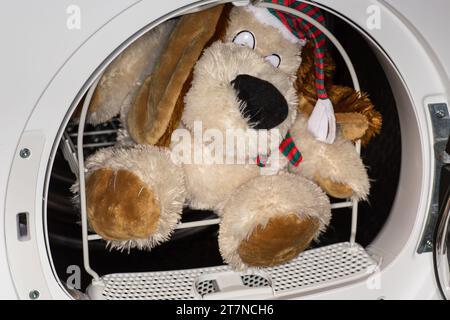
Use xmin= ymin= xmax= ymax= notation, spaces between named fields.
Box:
xmin=435 ymin=109 xmax=446 ymax=119
xmin=29 ymin=290 xmax=40 ymax=300
xmin=431 ymin=103 xmax=448 ymax=119
xmin=19 ymin=148 xmax=31 ymax=158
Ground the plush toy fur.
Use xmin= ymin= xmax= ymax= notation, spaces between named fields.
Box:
xmin=84 ymin=145 xmax=185 ymax=250
xmin=79 ymin=4 xmax=375 ymax=269
xmin=127 ymin=5 xmax=227 ymax=146
xmin=87 ymin=21 xmax=176 ymax=125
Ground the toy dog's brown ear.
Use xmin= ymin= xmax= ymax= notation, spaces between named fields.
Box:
xmin=329 ymin=87 xmax=382 ymax=144
xmin=296 ymin=41 xmax=382 ymax=144
xmin=71 ymin=21 xmax=176 ymax=124
xmin=127 ymin=4 xmax=231 ymax=146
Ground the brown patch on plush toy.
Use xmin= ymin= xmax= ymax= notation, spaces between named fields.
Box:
xmin=127 ymin=5 xmax=228 ymax=145
xmin=335 ymin=112 xmax=369 ymax=142
xmin=156 ymin=6 xmax=232 ymax=147
xmin=296 ymin=41 xmax=382 ymax=145
xmin=237 ymin=214 xmax=320 ymax=267
xmin=86 ymin=168 xmax=160 ymax=240
xmin=314 ymin=173 xmax=354 ymax=199
xmin=86 ymin=21 xmax=176 ymax=125
xmin=330 ymin=87 xmax=382 ymax=145
xmin=155 ymin=71 xmax=193 ymax=147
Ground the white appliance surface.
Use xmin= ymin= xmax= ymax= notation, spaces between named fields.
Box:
xmin=0 ymin=0 xmax=448 ymax=299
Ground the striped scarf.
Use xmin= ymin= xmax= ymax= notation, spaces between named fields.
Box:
xmin=256 ymin=131 xmax=302 ymax=168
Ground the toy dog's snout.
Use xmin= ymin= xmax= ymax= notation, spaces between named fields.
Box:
xmin=231 ymin=74 xmax=288 ymax=130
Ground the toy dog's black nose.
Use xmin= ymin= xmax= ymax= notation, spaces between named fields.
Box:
xmin=231 ymin=74 xmax=288 ymax=130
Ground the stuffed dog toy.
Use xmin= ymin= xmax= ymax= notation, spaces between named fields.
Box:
xmin=79 ymin=2 xmax=377 ymax=270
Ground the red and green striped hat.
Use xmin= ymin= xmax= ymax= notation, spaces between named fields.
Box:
xmin=246 ymin=0 xmax=336 ymax=143
xmin=271 ymin=1 xmax=328 ymax=101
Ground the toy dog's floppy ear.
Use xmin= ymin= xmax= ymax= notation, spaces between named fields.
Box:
xmin=84 ymin=20 xmax=177 ymax=125
xmin=127 ymin=4 xmax=231 ymax=146
xmin=296 ymin=41 xmax=382 ymax=145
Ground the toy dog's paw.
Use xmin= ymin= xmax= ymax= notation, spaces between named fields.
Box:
xmin=86 ymin=168 xmax=161 ymax=240
xmin=79 ymin=145 xmax=186 ymax=250
xmin=289 ymin=116 xmax=370 ymax=200
xmin=313 ymin=173 xmax=354 ymax=199
xmin=335 ymin=112 xmax=369 ymax=142
xmin=218 ymin=174 xmax=330 ymax=270
xmin=307 ymin=140 xmax=370 ymax=201
xmin=237 ymin=214 xmax=320 ymax=267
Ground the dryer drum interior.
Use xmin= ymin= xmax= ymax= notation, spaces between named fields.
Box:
xmin=46 ymin=2 xmax=403 ymax=299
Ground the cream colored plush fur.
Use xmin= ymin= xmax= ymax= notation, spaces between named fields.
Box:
xmin=81 ymin=6 xmax=370 ymax=269
xmin=178 ymin=9 xmax=302 ymax=213
xmin=224 ymin=8 xmax=302 ymax=77
xmin=218 ymin=173 xmax=330 ymax=269
xmin=84 ymin=145 xmax=186 ymax=251
xmin=183 ymin=42 xmax=298 ymax=137
xmin=289 ymin=115 xmax=370 ymax=200
xmin=88 ymin=20 xmax=176 ymax=125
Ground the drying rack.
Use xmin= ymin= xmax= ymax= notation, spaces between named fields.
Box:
xmin=62 ymin=1 xmax=379 ymax=299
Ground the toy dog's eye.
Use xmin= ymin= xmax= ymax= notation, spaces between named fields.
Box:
xmin=265 ymin=54 xmax=281 ymax=68
xmin=232 ymin=31 xmax=255 ymax=49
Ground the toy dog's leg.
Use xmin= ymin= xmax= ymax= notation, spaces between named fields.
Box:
xmin=80 ymin=145 xmax=186 ymax=250
xmin=289 ymin=116 xmax=370 ymax=200
xmin=218 ymin=174 xmax=331 ymax=269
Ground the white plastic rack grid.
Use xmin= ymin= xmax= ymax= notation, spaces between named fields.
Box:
xmin=93 ymin=242 xmax=376 ymax=300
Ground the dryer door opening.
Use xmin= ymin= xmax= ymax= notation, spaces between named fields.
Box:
xmin=46 ymin=2 xmax=399 ymax=299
